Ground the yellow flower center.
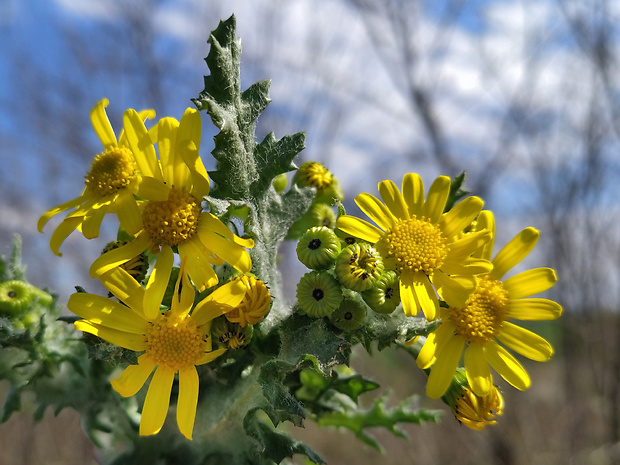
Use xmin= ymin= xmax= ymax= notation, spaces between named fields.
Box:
xmin=449 ymin=276 xmax=509 ymax=344
xmin=299 ymin=162 xmax=333 ymax=189
xmin=145 ymin=313 xmax=207 ymax=371
xmin=384 ymin=216 xmax=448 ymax=274
xmin=142 ymin=186 xmax=201 ymax=248
xmin=85 ymin=147 xmax=136 ymax=197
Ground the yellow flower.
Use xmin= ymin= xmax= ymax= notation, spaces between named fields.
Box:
xmin=68 ymin=261 xmax=247 ymax=439
xmin=417 ymin=211 xmax=562 ymax=398
xmin=224 ymin=275 xmax=272 ymax=327
xmin=37 ymin=99 xmax=157 ymax=256
xmin=88 ymin=107 xmax=254 ymax=293
xmin=442 ymin=368 xmax=503 ymax=431
xmin=336 ymin=173 xmax=492 ymax=320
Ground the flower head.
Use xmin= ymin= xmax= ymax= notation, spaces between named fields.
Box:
xmin=442 ymin=368 xmax=503 ymax=431
xmin=88 ymin=107 xmax=254 ymax=292
xmin=336 ymin=173 xmax=492 ymax=320
xmin=37 ymin=99 xmax=156 ymax=255
xmin=68 ymin=261 xmax=247 ymax=439
xmin=224 ymin=275 xmax=272 ymax=327
xmin=417 ymin=211 xmax=563 ymax=398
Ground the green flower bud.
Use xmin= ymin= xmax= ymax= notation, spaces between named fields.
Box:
xmin=362 ymin=270 xmax=401 ymax=314
xmin=102 ymin=241 xmax=149 ymax=283
xmin=335 ymin=243 xmax=384 ymax=292
xmin=272 ymin=173 xmax=288 ymax=193
xmin=330 ymin=297 xmax=367 ymax=331
xmin=296 ymin=226 xmax=341 ymax=269
xmin=293 ymin=161 xmax=344 ymax=204
xmin=315 ymin=176 xmax=344 ymax=205
xmin=287 ymin=202 xmax=336 ymax=240
xmin=296 ymin=271 xmax=343 ymax=317
xmin=211 ymin=317 xmax=254 ymax=349
xmin=0 ymin=280 xmax=34 ymax=315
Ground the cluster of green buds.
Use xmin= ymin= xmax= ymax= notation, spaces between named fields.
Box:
xmin=293 ymin=166 xmax=403 ymax=332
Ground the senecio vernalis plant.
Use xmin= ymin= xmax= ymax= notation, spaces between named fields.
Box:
xmin=0 ymin=16 xmax=562 ymax=465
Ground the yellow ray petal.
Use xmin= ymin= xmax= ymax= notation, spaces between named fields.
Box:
xmin=416 ymin=320 xmax=456 ymax=369
xmin=192 ymin=279 xmax=247 ymax=326
xmin=472 ymin=210 xmax=495 ymax=260
xmin=378 ymin=179 xmax=409 ymax=221
xmin=171 ymin=259 xmax=195 ymax=318
xmin=176 ymin=108 xmax=201 ymax=188
xmin=136 ymin=176 xmax=170 ymax=201
xmin=123 ymin=109 xmax=162 ymax=181
xmin=50 ymin=216 xmax=84 ymax=257
xmin=180 ymin=140 xmax=210 ymax=199
xmin=502 ymin=267 xmax=557 ymax=299
xmin=438 ymin=196 xmax=484 ymax=239
xmin=507 ymin=298 xmax=563 ymax=321
xmin=399 ymin=269 xmax=419 ymax=317
xmin=490 ymin=227 xmax=539 ymax=281
xmin=118 ymin=108 xmax=156 ymax=147
xmin=497 ymin=322 xmax=554 ymax=361
xmin=195 ymin=347 xmax=227 ymax=366
xmin=355 ymin=193 xmax=395 ymax=230
xmin=413 ymin=273 xmax=439 ymax=321
xmin=115 ymin=188 xmax=143 ymax=236
xmin=90 ymin=98 xmax=117 ymax=149
xmin=426 ymin=334 xmax=466 ymax=399
xmin=110 ymin=354 xmax=156 ymax=397
xmin=199 ymin=212 xmax=254 ymax=248
xmin=198 ymin=229 xmax=252 ymax=274
xmin=177 ymin=366 xmax=199 ymax=440
xmin=68 ymin=293 xmax=148 ymax=333
xmin=81 ymin=201 xmax=110 ymax=239
xmin=464 ymin=343 xmax=493 ymax=397
xmin=139 ymin=366 xmax=175 ymax=437
xmin=74 ymin=320 xmax=146 ymax=351
xmin=401 ymin=172 xmax=424 ymax=217
xmin=439 ymin=257 xmax=493 ymax=276
xmin=156 ymin=116 xmax=180 ymax=186
xmin=484 ymin=342 xmax=530 ymax=391
xmin=144 ymin=246 xmax=174 ymax=321
xmin=422 ymin=176 xmax=450 ymax=224
xmin=178 ymin=108 xmax=202 ymax=153
xmin=336 ymin=215 xmax=383 ymax=243
xmin=90 ymin=232 xmax=151 ymax=278
xmin=37 ymin=194 xmax=87 ymax=232
xmin=179 ymin=241 xmax=219 ymax=292
xmin=432 ymin=271 xmax=476 ymax=308
xmin=446 ymin=229 xmax=492 ymax=259
xmin=99 ymin=267 xmax=145 ymax=313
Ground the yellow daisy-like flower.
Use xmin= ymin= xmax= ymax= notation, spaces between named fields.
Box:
xmin=37 ymin=99 xmax=157 ymax=255
xmin=417 ymin=211 xmax=563 ymax=399
xmin=68 ymin=261 xmax=247 ymax=439
xmin=336 ymin=173 xmax=492 ymax=320
xmin=88 ymin=107 xmax=254 ymax=295
xmin=224 ymin=275 xmax=272 ymax=327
